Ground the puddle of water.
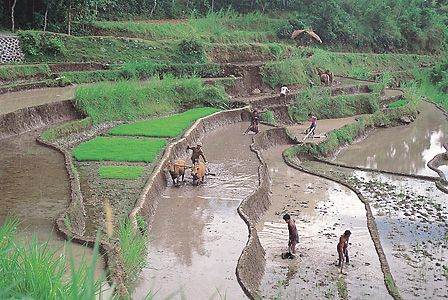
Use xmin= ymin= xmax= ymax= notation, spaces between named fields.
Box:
xmin=336 ymin=101 xmax=448 ymax=176
xmin=0 ymin=128 xmax=107 ymax=283
xmin=257 ymin=146 xmax=390 ymax=300
xmin=132 ymin=122 xmax=260 ymax=300
xmin=0 ymin=86 xmax=76 ymax=114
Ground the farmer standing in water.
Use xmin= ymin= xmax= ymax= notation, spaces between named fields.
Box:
xmin=244 ymin=110 xmax=260 ymax=134
xmin=186 ymin=142 xmax=207 ymax=166
xmin=283 ymin=214 xmax=299 ymax=255
xmin=337 ymin=230 xmax=351 ymax=267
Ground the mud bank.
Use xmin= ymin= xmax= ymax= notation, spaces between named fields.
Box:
xmin=0 ymin=100 xmax=81 ymax=139
xmin=236 ymin=127 xmax=299 ymax=299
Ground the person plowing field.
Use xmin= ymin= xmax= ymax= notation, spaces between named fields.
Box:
xmin=186 ymin=142 xmax=207 ymax=166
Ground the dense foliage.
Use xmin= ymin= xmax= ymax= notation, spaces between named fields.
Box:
xmin=2 ymin=0 xmax=447 ymax=53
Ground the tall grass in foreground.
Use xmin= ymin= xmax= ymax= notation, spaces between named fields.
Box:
xmin=116 ymin=218 xmax=150 ymax=288
xmin=0 ymin=216 xmax=111 ymax=299
xmin=73 ymin=75 xmax=227 ymax=124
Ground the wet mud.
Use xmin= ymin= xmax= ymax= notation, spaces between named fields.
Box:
xmin=133 ymin=122 xmax=261 ymax=300
xmin=302 ymin=162 xmax=448 ymax=299
xmin=0 ymin=86 xmax=76 ymax=114
xmin=256 ymin=143 xmax=390 ymax=300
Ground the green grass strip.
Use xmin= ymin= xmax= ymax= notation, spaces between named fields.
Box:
xmin=99 ymin=166 xmax=146 ymax=179
xmin=386 ymin=99 xmax=407 ymax=108
xmin=109 ymin=107 xmax=221 ymax=137
xmin=73 ymin=137 xmax=167 ymax=162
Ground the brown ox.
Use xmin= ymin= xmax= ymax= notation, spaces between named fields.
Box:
xmin=191 ymin=162 xmax=206 ymax=185
xmin=316 ymin=67 xmax=329 ymax=86
xmin=164 ymin=160 xmax=186 ymax=185
xmin=325 ymin=69 xmax=334 ymax=84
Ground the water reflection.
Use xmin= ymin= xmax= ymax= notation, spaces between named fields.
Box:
xmin=336 ymin=102 xmax=448 ymax=176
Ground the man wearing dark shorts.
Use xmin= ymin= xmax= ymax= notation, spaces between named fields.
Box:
xmin=283 ymin=214 xmax=299 ymax=255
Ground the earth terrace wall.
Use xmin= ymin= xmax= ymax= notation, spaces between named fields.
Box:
xmin=0 ymin=100 xmax=81 ymax=139
xmin=235 ymin=127 xmax=298 ymax=299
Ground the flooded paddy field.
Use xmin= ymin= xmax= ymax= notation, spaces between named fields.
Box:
xmin=0 ymin=126 xmax=106 ymax=278
xmin=133 ymin=122 xmax=262 ymax=300
xmin=301 ymin=162 xmax=448 ymax=299
xmin=336 ymin=101 xmax=448 ymax=176
xmin=256 ymin=146 xmax=390 ymax=300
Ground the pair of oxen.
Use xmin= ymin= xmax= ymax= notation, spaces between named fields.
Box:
xmin=164 ymin=160 xmax=206 ymax=186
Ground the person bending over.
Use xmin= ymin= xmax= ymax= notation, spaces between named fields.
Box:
xmin=337 ymin=230 xmax=351 ymax=267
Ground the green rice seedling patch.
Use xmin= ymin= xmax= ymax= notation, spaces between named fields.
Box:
xmin=73 ymin=137 xmax=167 ymax=162
xmin=109 ymin=107 xmax=221 ymax=137
xmin=387 ymin=99 xmax=408 ymax=108
xmin=99 ymin=166 xmax=146 ymax=179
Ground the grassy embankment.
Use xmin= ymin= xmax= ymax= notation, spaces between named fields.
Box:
xmin=18 ymin=11 xmax=294 ymax=65
xmin=0 ymin=216 xmax=111 ymax=299
xmin=284 ymin=82 xmax=421 ymax=160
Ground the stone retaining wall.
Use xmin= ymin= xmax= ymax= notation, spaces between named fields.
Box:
xmin=0 ymin=36 xmax=25 ymax=63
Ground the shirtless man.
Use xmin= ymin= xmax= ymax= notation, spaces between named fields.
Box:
xmin=337 ymin=230 xmax=351 ymax=267
xmin=186 ymin=142 xmax=207 ymax=166
xmin=283 ymin=214 xmax=299 ymax=255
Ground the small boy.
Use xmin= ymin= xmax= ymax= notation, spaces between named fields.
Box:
xmin=307 ymin=113 xmax=317 ymax=136
xmin=337 ymin=230 xmax=351 ymax=267
xmin=283 ymin=214 xmax=299 ymax=255
xmin=244 ymin=110 xmax=260 ymax=134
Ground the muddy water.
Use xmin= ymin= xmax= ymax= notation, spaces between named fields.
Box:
xmin=256 ymin=146 xmax=390 ymax=300
xmin=133 ymin=122 xmax=263 ymax=300
xmin=0 ymin=86 xmax=75 ymax=114
xmin=336 ymin=101 xmax=448 ymax=176
xmin=0 ymin=127 xmax=106 ymax=280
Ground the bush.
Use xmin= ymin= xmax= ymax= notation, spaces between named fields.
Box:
xmin=18 ymin=31 xmax=67 ymax=58
xmin=177 ymin=39 xmax=205 ymax=63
